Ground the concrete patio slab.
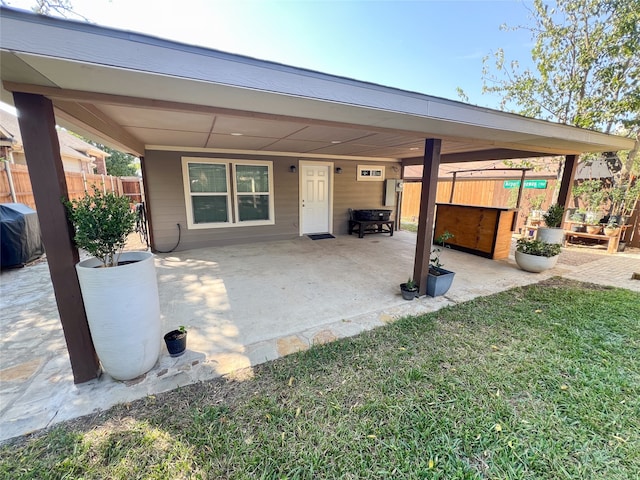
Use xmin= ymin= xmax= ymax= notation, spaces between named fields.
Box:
xmin=1 ymin=231 xmax=639 ymax=442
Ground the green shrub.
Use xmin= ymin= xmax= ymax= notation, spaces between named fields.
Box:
xmin=64 ymin=186 xmax=136 ymax=267
xmin=516 ymin=238 xmax=561 ymax=257
xmin=542 ymin=203 xmax=565 ymax=228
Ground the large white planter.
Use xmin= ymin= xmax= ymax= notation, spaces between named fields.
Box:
xmin=537 ymin=227 xmax=565 ymax=244
xmin=515 ymin=250 xmax=559 ymax=273
xmin=76 ymin=251 xmax=161 ymax=380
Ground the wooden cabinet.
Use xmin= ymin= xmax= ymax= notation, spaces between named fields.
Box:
xmin=434 ymin=203 xmax=517 ymax=260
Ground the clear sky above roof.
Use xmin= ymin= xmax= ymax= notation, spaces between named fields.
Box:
xmin=3 ymin=0 xmax=536 ymax=109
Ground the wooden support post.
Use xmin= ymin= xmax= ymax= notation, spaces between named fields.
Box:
xmin=5 ymin=161 xmax=18 ymax=202
xmin=414 ymin=139 xmax=441 ymax=296
xmin=512 ymin=169 xmax=527 ymax=231
xmin=13 ymin=92 xmax=100 ymax=384
xmin=449 ymin=172 xmax=457 ymax=203
xmin=557 ymin=154 xmax=578 ymax=210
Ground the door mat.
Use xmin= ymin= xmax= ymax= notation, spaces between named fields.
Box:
xmin=307 ymin=234 xmax=335 ymax=240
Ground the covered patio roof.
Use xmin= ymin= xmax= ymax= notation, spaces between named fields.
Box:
xmin=1 ymin=6 xmax=635 ymax=385
xmin=0 ymin=7 xmax=633 ymax=161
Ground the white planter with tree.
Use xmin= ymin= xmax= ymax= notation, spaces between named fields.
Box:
xmin=536 ymin=203 xmax=565 ymax=244
xmin=66 ymin=187 xmax=161 ymax=380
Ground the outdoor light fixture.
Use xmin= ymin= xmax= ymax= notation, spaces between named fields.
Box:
xmin=289 ymin=165 xmax=297 ymax=173
xmin=335 ymin=167 xmax=343 ymax=174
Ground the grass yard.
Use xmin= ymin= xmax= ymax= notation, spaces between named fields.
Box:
xmin=1 ymin=278 xmax=639 ymax=479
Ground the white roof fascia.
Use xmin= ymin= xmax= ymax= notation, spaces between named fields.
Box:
xmin=0 ymin=7 xmax=635 ymax=154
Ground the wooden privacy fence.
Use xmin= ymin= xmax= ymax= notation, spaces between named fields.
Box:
xmin=0 ymin=162 xmax=142 ymax=209
xmin=402 ymin=178 xmax=639 ymax=248
xmin=402 ymin=178 xmax=557 ymax=231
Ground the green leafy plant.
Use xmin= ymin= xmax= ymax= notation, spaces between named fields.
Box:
xmin=402 ymin=277 xmax=417 ymax=291
xmin=542 ymin=203 xmax=565 ymax=228
xmin=516 ymin=238 xmax=561 ymax=258
xmin=608 ymin=180 xmax=640 ymax=218
xmin=178 ymin=325 xmax=187 ymax=334
xmin=64 ymin=186 xmax=136 ymax=267
xmin=573 ymin=179 xmax=606 ymax=212
xmin=528 ymin=193 xmax=545 ymax=211
xmin=430 ymin=231 xmax=454 ymax=270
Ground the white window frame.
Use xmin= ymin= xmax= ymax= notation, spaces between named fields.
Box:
xmin=182 ymin=157 xmax=275 ymax=229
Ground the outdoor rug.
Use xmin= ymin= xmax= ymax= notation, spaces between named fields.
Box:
xmin=307 ymin=234 xmax=335 ymax=240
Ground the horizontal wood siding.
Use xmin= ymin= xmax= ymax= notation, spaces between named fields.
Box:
xmin=144 ymin=152 xmax=402 ymax=249
xmin=332 ymin=162 xmax=401 ymax=235
xmin=144 ymin=150 xmax=300 ymax=251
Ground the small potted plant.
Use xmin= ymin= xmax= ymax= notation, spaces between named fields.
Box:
xmin=569 ymin=210 xmax=586 ymax=232
xmin=164 ymin=326 xmax=188 ymax=357
xmin=585 ymin=222 xmax=602 ymax=235
xmin=65 ymin=186 xmax=162 ymax=380
xmin=426 ymin=231 xmax=455 ymax=297
xmin=603 ymin=221 xmax=620 ymax=237
xmin=514 ymin=238 xmax=562 ymax=273
xmin=400 ymin=277 xmax=418 ymax=300
xmin=537 ymin=203 xmax=565 ymax=244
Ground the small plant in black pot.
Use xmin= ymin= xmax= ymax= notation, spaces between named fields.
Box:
xmin=400 ymin=277 xmax=418 ymax=300
xmin=164 ymin=325 xmax=187 ymax=357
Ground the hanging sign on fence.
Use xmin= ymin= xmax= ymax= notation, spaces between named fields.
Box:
xmin=503 ymin=179 xmax=548 ymax=189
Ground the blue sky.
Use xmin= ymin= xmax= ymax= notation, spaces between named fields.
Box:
xmin=3 ymin=0 xmax=536 ymax=108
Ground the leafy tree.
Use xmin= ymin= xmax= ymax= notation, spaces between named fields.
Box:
xmin=476 ymin=0 xmax=639 ymax=176
xmin=102 ymin=146 xmax=139 ymax=177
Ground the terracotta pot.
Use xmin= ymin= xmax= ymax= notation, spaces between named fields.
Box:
xmin=586 ymin=225 xmax=602 ymax=234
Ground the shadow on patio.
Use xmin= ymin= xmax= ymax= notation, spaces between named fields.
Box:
xmin=1 ymin=230 xmax=639 ymax=442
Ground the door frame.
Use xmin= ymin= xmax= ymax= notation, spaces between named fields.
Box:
xmin=298 ymin=160 xmax=334 ymax=236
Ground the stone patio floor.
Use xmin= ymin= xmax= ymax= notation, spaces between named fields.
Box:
xmin=1 ymin=231 xmax=639 ymax=443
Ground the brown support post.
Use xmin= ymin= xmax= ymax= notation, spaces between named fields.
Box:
xmin=449 ymin=172 xmax=457 ymax=203
xmin=511 ymin=169 xmax=527 ymax=231
xmin=139 ymin=155 xmax=156 ymax=250
xmin=413 ymin=139 xmax=441 ymax=296
xmin=557 ymin=154 xmax=579 ymax=210
xmin=13 ymin=93 xmax=100 ymax=384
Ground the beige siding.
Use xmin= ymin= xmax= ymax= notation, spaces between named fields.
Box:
xmin=145 ymin=150 xmax=401 ymax=250
xmin=145 ymin=150 xmax=299 ymax=251
xmin=333 ymin=162 xmax=402 ymax=234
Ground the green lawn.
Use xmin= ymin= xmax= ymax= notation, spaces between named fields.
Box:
xmin=2 ymin=279 xmax=639 ymax=479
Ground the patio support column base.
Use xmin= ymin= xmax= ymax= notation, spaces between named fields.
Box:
xmin=414 ymin=138 xmax=441 ymax=296
xmin=13 ymin=92 xmax=100 ymax=384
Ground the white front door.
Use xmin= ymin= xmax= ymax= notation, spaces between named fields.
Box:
xmin=301 ymin=164 xmax=331 ymax=234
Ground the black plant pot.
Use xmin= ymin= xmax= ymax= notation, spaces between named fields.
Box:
xmin=400 ymin=283 xmax=418 ymax=300
xmin=164 ymin=329 xmax=187 ymax=357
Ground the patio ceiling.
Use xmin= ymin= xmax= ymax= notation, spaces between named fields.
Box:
xmin=0 ymin=7 xmax=635 ymax=162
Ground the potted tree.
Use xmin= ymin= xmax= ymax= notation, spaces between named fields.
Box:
xmin=399 ymin=277 xmax=418 ymax=300
xmin=573 ymin=179 xmax=605 ymax=224
xmin=426 ymin=231 xmax=455 ymax=297
xmin=514 ymin=238 xmax=562 ymax=273
xmin=65 ymin=187 xmax=161 ymax=380
xmin=537 ymin=203 xmax=565 ymax=244
xmin=527 ymin=193 xmax=546 ymax=225
xmin=608 ymin=180 xmax=639 ymax=225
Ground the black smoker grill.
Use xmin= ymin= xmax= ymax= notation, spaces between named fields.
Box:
xmin=348 ymin=209 xmax=394 ymax=238
xmin=352 ymin=209 xmax=392 ymax=221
